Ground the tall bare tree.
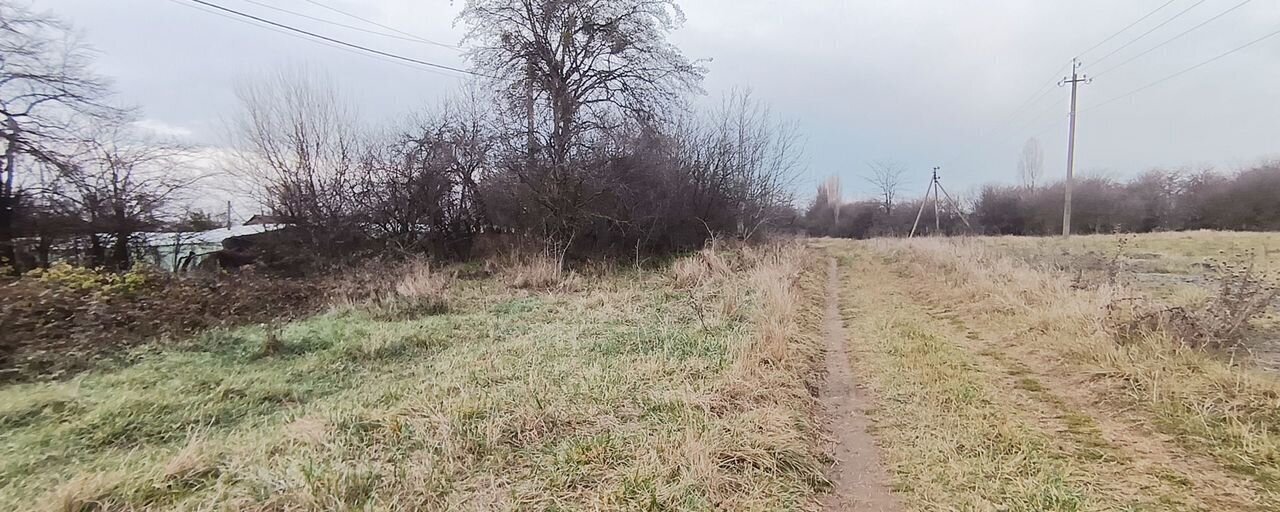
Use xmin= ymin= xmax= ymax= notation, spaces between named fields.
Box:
xmin=865 ymin=160 xmax=906 ymax=215
xmin=228 ymin=69 xmax=363 ymax=241
xmin=714 ymin=90 xmax=802 ymax=239
xmin=0 ymin=1 xmax=125 ymax=269
xmin=459 ymin=0 xmax=706 ymax=240
xmin=1018 ymin=137 xmax=1044 ymax=190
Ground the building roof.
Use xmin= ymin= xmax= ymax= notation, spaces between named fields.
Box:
xmin=138 ymin=224 xmax=287 ymax=248
xmin=244 ymin=214 xmax=294 ymax=225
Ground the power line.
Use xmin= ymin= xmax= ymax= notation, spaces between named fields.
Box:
xmin=1003 ymin=62 xmax=1071 ymax=123
xmin=165 ymin=0 xmax=462 ymax=78
xmin=299 ymin=0 xmax=460 ymax=51
xmin=179 ymin=0 xmax=488 ymax=78
xmin=1085 ymin=26 xmax=1280 ymax=112
xmin=236 ymin=0 xmax=463 ymax=51
xmin=1093 ymin=0 xmax=1254 ymax=78
xmin=1091 ymin=0 xmax=1209 ymax=67
xmin=1076 ymin=0 xmax=1179 ymax=59
xmin=967 ymin=0 xmax=1189 ymax=153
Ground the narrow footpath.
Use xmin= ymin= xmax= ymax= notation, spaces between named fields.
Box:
xmin=818 ymin=258 xmax=901 ymax=511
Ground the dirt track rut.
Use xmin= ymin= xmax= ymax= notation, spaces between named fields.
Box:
xmin=818 ymin=258 xmax=901 ymax=511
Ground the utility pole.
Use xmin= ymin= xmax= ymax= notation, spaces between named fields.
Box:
xmin=1059 ymin=58 xmax=1089 ymax=237
xmin=932 ymin=167 xmax=941 ymax=233
xmin=909 ymin=167 xmax=972 ymax=238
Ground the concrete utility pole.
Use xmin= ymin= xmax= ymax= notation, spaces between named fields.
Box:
xmin=932 ymin=167 xmax=941 ymax=233
xmin=909 ymin=167 xmax=972 ymax=238
xmin=1059 ymin=58 xmax=1089 ymax=237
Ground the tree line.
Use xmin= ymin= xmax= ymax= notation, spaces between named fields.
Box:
xmin=2 ymin=0 xmax=803 ymax=273
xmin=805 ymin=163 xmax=1280 ymax=238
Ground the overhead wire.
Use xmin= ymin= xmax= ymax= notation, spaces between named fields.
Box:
xmin=298 ymin=0 xmax=461 ymax=51
xmin=163 ymin=0 xmax=465 ymax=79
xmin=940 ymin=2 xmax=1186 ymax=167
xmin=1090 ymin=0 xmax=1209 ymax=67
xmin=235 ymin=0 xmax=463 ymax=51
xmin=1085 ymin=25 xmax=1280 ymax=112
xmin=945 ymin=1 xmax=1218 ymax=170
xmin=1092 ymin=0 xmax=1254 ymax=78
xmin=1076 ymin=0 xmax=1179 ymax=59
xmin=177 ymin=0 xmax=489 ymax=78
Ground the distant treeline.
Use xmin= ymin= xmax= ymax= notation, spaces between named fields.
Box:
xmin=805 ymin=163 xmax=1280 ymax=238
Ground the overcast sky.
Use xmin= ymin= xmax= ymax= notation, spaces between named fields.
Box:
xmin=34 ymin=0 xmax=1280 ymax=208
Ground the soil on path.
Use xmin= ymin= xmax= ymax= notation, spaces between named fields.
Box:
xmin=817 ymin=258 xmax=901 ymax=511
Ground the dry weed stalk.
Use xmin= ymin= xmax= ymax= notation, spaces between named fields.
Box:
xmin=1107 ymin=250 xmax=1278 ymax=350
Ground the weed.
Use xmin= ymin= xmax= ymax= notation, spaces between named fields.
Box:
xmin=1107 ymin=250 xmax=1278 ymax=351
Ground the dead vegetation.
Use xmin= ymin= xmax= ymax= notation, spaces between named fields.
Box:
xmin=0 ymin=266 xmax=323 ymax=382
xmin=0 ymin=242 xmax=830 ymax=511
xmin=1106 ymin=251 xmax=1278 ymax=351
xmin=846 ymin=235 xmax=1280 ymax=508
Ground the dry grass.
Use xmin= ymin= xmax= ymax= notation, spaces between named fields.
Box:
xmin=329 ymin=258 xmax=454 ymax=320
xmin=836 ymin=235 xmax=1280 ymax=509
xmin=0 ymin=243 xmax=828 ymax=511
xmin=489 ymin=252 xmax=582 ymax=290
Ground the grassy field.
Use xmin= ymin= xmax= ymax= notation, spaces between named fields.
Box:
xmin=6 ymin=232 xmax=1278 ymax=511
xmin=984 ymin=231 xmax=1280 ymax=368
xmin=0 ymin=246 xmax=829 ymax=511
xmin=822 ymin=233 xmax=1280 ymax=511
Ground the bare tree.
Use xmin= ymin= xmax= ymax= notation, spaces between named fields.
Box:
xmin=48 ymin=126 xmax=195 ymax=268
xmin=711 ymin=90 xmax=802 ymax=240
xmin=0 ymin=1 xmax=126 ymax=269
xmin=459 ymin=0 xmax=706 ymax=241
xmin=228 ymin=68 xmax=363 ymax=245
xmin=865 ymin=160 xmax=906 ymax=215
xmin=1018 ymin=137 xmax=1044 ymax=190
xmin=823 ymin=175 xmax=841 ymax=224
xmin=359 ymin=87 xmax=494 ymax=258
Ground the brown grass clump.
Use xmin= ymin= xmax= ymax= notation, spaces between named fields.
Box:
xmin=484 ymin=251 xmax=581 ymax=290
xmin=705 ymin=242 xmax=827 ymax=508
xmin=331 ymin=258 xmax=453 ymax=319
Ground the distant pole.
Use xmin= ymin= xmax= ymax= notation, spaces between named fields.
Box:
xmin=1059 ymin=58 xmax=1089 ymax=237
xmin=225 ymin=200 xmax=233 ymax=228
xmin=932 ymin=167 xmax=941 ymax=234
xmin=908 ymin=178 xmax=930 ymax=239
xmin=909 ymin=168 xmax=941 ymax=239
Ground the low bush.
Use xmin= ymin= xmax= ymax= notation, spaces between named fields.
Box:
xmin=1105 ymin=250 xmax=1278 ymax=351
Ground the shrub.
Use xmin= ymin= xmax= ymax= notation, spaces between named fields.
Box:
xmin=488 ymin=251 xmax=579 ymax=290
xmin=26 ymin=262 xmax=152 ymax=295
xmin=1106 ymin=250 xmax=1278 ymax=351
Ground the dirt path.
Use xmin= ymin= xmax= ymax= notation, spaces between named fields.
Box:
xmin=818 ymin=258 xmax=901 ymax=511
